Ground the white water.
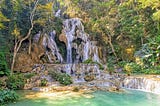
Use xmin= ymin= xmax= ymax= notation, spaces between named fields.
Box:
xmin=122 ymin=76 xmax=160 ymax=94
xmin=62 ymin=18 xmax=100 ymax=63
xmin=42 ymin=31 xmax=63 ymax=63
xmin=83 ymin=41 xmax=89 ymax=61
xmin=49 ymin=63 xmax=101 ymax=83
xmin=93 ymin=46 xmax=100 ymax=62
xmin=63 ymin=19 xmax=75 ymax=63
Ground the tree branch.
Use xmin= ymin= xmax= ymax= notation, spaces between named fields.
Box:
xmin=16 ymin=0 xmax=39 ymax=52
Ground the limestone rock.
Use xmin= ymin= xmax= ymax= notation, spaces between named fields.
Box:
xmin=59 ymin=31 xmax=67 ymax=45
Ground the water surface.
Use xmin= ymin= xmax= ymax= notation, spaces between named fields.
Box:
xmin=9 ymin=90 xmax=160 ymax=106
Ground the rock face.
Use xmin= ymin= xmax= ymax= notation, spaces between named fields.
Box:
xmin=14 ymin=31 xmax=63 ymax=72
xmin=122 ymin=75 xmax=160 ymax=94
xmin=14 ymin=18 xmax=102 ymax=72
xmin=47 ymin=63 xmax=101 ymax=83
xmin=14 ymin=43 xmax=45 ymax=72
xmin=42 ymin=31 xmax=63 ymax=63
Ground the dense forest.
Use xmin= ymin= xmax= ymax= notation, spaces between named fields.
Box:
xmin=0 ymin=0 xmax=159 ymax=75
xmin=0 ymin=0 xmax=160 ymax=105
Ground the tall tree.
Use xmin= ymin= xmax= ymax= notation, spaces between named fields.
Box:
xmin=11 ymin=0 xmax=39 ymax=73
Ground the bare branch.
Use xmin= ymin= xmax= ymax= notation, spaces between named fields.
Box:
xmin=16 ymin=0 xmax=39 ymax=53
xmin=11 ymin=0 xmax=39 ymax=72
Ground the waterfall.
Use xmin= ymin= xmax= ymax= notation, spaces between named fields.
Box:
xmin=93 ymin=46 xmax=100 ymax=62
xmin=42 ymin=31 xmax=63 ymax=63
xmin=63 ymin=64 xmax=72 ymax=75
xmin=55 ymin=9 xmax=61 ymax=17
xmin=83 ymin=41 xmax=89 ymax=61
xmin=62 ymin=18 xmax=101 ymax=63
xmin=122 ymin=76 xmax=160 ymax=94
xmin=48 ymin=63 xmax=101 ymax=83
xmin=49 ymin=31 xmax=63 ymax=62
xmin=63 ymin=19 xmax=75 ymax=63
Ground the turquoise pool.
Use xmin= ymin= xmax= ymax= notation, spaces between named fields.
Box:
xmin=9 ymin=90 xmax=160 ymax=106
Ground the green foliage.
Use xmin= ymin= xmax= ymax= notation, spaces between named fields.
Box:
xmin=53 ymin=17 xmax=63 ymax=35
xmin=106 ymin=62 xmax=114 ymax=74
xmin=40 ymin=78 xmax=48 ymax=86
xmin=6 ymin=74 xmax=26 ymax=90
xmin=57 ymin=73 xmax=72 ymax=85
xmin=124 ymin=62 xmax=142 ymax=74
xmin=0 ymin=11 xmax=9 ymax=29
xmin=135 ymin=36 xmax=160 ymax=68
xmin=0 ymin=80 xmax=6 ymax=90
xmin=83 ymin=59 xmax=104 ymax=70
xmin=142 ymin=67 xmax=160 ymax=74
xmin=0 ymin=0 xmax=160 ymax=76
xmin=0 ymin=52 xmax=10 ymax=76
xmin=49 ymin=71 xmax=72 ymax=86
xmin=0 ymin=89 xmax=19 ymax=105
xmin=83 ymin=58 xmax=93 ymax=64
xmin=24 ymin=73 xmax=35 ymax=79
xmin=118 ymin=3 xmax=144 ymax=48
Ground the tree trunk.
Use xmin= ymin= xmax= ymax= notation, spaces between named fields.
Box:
xmin=10 ymin=0 xmax=39 ymax=74
xmin=29 ymin=36 xmax=32 ymax=55
xmin=11 ymin=51 xmax=17 ymax=75
xmin=11 ymin=41 xmax=18 ymax=74
xmin=108 ymin=35 xmax=118 ymax=61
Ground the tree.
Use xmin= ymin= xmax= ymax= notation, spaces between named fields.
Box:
xmin=11 ymin=0 xmax=39 ymax=73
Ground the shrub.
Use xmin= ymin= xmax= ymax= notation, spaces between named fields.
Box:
xmin=0 ymin=52 xmax=10 ymax=76
xmin=0 ymin=80 xmax=6 ymax=90
xmin=83 ymin=58 xmax=93 ymax=64
xmin=24 ymin=73 xmax=35 ymax=79
xmin=49 ymin=71 xmax=72 ymax=86
xmin=107 ymin=62 xmax=114 ymax=74
xmin=40 ymin=78 xmax=48 ymax=86
xmin=6 ymin=74 xmax=26 ymax=90
xmin=57 ymin=73 xmax=72 ymax=85
xmin=0 ymin=89 xmax=19 ymax=105
xmin=142 ymin=68 xmax=160 ymax=74
xmin=124 ymin=62 xmax=142 ymax=75
xmin=83 ymin=58 xmax=104 ymax=70
xmin=135 ymin=39 xmax=160 ymax=68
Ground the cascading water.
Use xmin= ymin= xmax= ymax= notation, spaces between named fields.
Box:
xmin=83 ymin=41 xmax=89 ymax=61
xmin=42 ymin=31 xmax=63 ymax=63
xmin=36 ymin=18 xmax=102 ymax=85
xmin=93 ymin=46 xmax=100 ymax=62
xmin=122 ymin=76 xmax=160 ymax=94
xmin=63 ymin=19 xmax=75 ymax=63
xmin=62 ymin=18 xmax=100 ymax=63
xmin=48 ymin=63 xmax=101 ymax=83
xmin=48 ymin=32 xmax=62 ymax=62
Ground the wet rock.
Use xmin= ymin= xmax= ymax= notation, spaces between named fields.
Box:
xmin=122 ymin=75 xmax=160 ymax=94
xmin=84 ymin=75 xmax=95 ymax=82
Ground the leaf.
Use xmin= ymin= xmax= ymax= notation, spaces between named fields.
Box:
xmin=153 ymin=10 xmax=160 ymax=21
